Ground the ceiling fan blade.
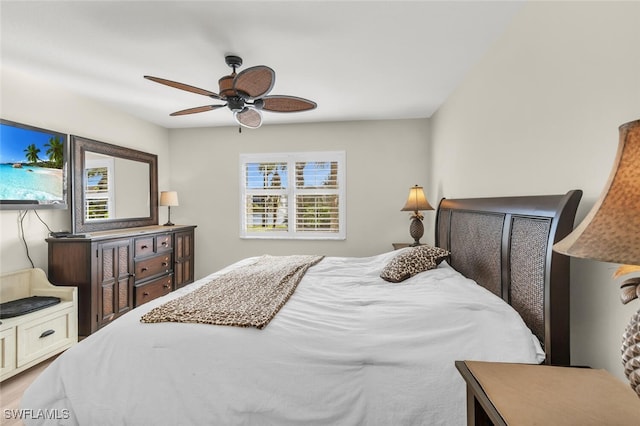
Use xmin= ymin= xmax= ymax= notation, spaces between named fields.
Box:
xmin=170 ymin=104 xmax=226 ymax=116
xmin=261 ymin=95 xmax=317 ymax=112
xmin=144 ymin=76 xmax=221 ymax=99
xmin=234 ymin=108 xmax=263 ymax=129
xmin=233 ymin=66 xmax=275 ymax=100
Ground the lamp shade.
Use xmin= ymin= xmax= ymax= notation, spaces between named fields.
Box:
xmin=159 ymin=191 xmax=179 ymax=207
xmin=401 ymin=185 xmax=434 ymax=212
xmin=553 ymin=119 xmax=640 ymax=266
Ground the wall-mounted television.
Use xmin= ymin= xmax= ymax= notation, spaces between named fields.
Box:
xmin=0 ymin=119 xmax=68 ymax=210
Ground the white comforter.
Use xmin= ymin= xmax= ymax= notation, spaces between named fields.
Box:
xmin=22 ymin=251 xmax=544 ymax=426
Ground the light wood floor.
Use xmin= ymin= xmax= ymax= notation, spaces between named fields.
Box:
xmin=0 ymin=357 xmax=56 ymax=426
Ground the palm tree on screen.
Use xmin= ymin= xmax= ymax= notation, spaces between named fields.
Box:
xmin=24 ymin=144 xmax=41 ymax=164
xmin=45 ymin=136 xmax=64 ymax=168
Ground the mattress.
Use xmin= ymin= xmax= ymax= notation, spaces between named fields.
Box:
xmin=21 ymin=250 xmax=544 ymax=425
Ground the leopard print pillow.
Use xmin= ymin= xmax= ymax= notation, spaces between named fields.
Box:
xmin=380 ymin=245 xmax=450 ymax=283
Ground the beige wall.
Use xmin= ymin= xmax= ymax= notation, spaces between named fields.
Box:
xmin=0 ymin=67 xmax=170 ymax=274
xmin=430 ymin=1 xmax=640 ymax=379
xmin=167 ymin=119 xmax=431 ymax=276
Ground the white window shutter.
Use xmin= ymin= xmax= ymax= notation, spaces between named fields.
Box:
xmin=240 ymin=152 xmax=345 ymax=240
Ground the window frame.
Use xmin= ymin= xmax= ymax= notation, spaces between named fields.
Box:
xmin=239 ymin=151 xmax=346 ymax=240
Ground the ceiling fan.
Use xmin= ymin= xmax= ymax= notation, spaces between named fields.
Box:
xmin=144 ymin=55 xmax=317 ymax=129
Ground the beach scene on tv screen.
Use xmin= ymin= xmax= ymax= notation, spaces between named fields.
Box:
xmin=0 ymin=122 xmax=65 ymax=202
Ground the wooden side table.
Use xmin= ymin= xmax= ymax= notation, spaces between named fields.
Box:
xmin=392 ymin=243 xmax=423 ymax=250
xmin=455 ymin=360 xmax=640 ymax=426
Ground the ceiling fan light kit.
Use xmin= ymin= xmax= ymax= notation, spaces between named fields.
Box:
xmin=145 ymin=55 xmax=317 ymax=129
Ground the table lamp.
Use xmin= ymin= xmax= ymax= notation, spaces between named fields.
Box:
xmin=159 ymin=191 xmax=179 ymax=226
xmin=553 ymin=119 xmax=640 ymax=396
xmin=401 ymin=185 xmax=434 ymax=246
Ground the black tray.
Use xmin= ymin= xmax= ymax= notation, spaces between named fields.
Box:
xmin=0 ymin=296 xmax=61 ymax=319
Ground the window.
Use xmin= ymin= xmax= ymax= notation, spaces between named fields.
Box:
xmin=84 ymin=157 xmax=114 ymax=220
xmin=240 ymin=151 xmax=346 ymax=239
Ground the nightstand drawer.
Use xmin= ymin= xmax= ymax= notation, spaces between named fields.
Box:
xmin=135 ymin=275 xmax=173 ymax=306
xmin=135 ymin=254 xmax=172 ymax=281
xmin=16 ymin=304 xmax=74 ymax=367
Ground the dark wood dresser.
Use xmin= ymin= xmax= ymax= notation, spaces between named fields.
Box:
xmin=47 ymin=225 xmax=196 ymax=336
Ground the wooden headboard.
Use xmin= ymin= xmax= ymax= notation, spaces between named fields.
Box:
xmin=435 ymin=190 xmax=582 ymax=366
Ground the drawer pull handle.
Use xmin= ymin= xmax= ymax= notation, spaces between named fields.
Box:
xmin=40 ymin=329 xmax=55 ymax=339
xmin=143 ymin=292 xmax=150 ymax=297
xmin=162 ymin=262 xmax=168 ymax=267
xmin=163 ymin=284 xmax=171 ymax=289
xmin=161 ymin=241 xmax=168 ymax=246
xmin=141 ymin=267 xmax=148 ymax=272
xmin=141 ymin=245 xmax=148 ymax=249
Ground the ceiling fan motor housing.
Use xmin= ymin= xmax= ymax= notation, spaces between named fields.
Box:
xmin=227 ymin=96 xmax=245 ymax=112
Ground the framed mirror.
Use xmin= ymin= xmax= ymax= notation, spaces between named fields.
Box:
xmin=71 ymin=135 xmax=158 ymax=233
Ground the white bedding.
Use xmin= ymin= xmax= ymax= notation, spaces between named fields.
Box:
xmin=22 ymin=251 xmax=544 ymax=425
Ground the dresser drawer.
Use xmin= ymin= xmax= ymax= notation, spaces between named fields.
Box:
xmin=135 ymin=275 xmax=173 ymax=306
xmin=135 ymin=237 xmax=155 ymax=257
xmin=16 ymin=305 xmax=75 ymax=368
xmin=135 ymin=253 xmax=172 ymax=281
xmin=156 ymin=234 xmax=172 ymax=252
xmin=135 ymin=234 xmax=172 ymax=258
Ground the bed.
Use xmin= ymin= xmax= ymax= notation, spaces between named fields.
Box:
xmin=21 ymin=190 xmax=582 ymax=425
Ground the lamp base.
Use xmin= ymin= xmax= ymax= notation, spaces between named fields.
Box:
xmin=409 ymin=216 xmax=424 ymax=246
xmin=622 ymin=308 xmax=640 ymax=397
xmin=163 ymin=206 xmax=174 ymax=227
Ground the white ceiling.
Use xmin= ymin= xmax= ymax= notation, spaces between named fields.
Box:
xmin=1 ymin=1 xmax=525 ymax=129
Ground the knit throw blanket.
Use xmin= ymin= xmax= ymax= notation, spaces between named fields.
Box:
xmin=140 ymin=254 xmax=324 ymax=329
